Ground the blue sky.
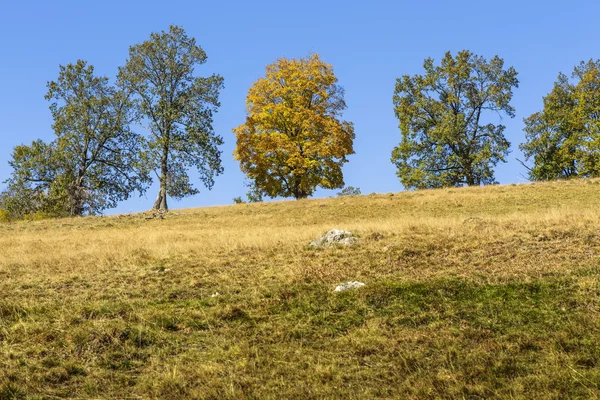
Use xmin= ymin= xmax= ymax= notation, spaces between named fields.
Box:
xmin=1 ymin=0 xmax=599 ymax=213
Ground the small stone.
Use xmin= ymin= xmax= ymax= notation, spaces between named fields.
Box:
xmin=334 ymin=281 xmax=366 ymax=292
xmin=211 ymin=292 xmax=220 ymax=298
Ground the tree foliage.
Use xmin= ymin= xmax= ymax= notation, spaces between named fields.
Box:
xmin=233 ymin=54 xmax=355 ymax=200
xmin=1 ymin=140 xmax=69 ymax=219
xmin=392 ymin=50 xmax=518 ymax=189
xmin=2 ymin=61 xmax=149 ymax=218
xmin=118 ymin=25 xmax=224 ymax=210
xmin=520 ymin=60 xmax=600 ymax=181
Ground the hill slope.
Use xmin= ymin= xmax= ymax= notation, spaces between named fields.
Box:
xmin=2 ymin=179 xmax=600 ymax=398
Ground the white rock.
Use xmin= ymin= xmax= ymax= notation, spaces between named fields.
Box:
xmin=211 ymin=292 xmax=220 ymax=298
xmin=334 ymin=281 xmax=366 ymax=292
xmin=309 ymin=229 xmax=359 ymax=248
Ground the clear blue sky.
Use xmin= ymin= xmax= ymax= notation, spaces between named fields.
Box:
xmin=1 ymin=0 xmax=599 ymax=214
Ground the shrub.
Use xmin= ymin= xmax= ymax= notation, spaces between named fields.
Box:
xmin=337 ymin=186 xmax=361 ymax=197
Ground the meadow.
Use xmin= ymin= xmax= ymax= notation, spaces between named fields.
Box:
xmin=1 ymin=179 xmax=600 ymax=399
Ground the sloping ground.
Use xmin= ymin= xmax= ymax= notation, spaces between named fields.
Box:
xmin=1 ymin=179 xmax=600 ymax=399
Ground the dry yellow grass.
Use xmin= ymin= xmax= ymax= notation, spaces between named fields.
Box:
xmin=1 ymin=179 xmax=600 ymax=398
xmin=3 ymin=179 xmax=599 ymax=283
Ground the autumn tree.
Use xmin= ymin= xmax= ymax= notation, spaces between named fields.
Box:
xmin=2 ymin=61 xmax=149 ymax=218
xmin=520 ymin=60 xmax=600 ymax=180
xmin=118 ymin=25 xmax=224 ymax=211
xmin=392 ymin=50 xmax=518 ymax=189
xmin=233 ymin=55 xmax=355 ymax=200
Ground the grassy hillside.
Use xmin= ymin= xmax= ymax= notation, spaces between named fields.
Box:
xmin=2 ymin=179 xmax=600 ymax=399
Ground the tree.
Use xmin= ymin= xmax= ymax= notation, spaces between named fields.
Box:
xmin=118 ymin=25 xmax=224 ymax=211
xmin=233 ymin=54 xmax=355 ymax=200
xmin=391 ymin=50 xmax=518 ymax=189
xmin=520 ymin=60 xmax=600 ymax=181
xmin=2 ymin=60 xmax=149 ymax=217
xmin=1 ymin=140 xmax=70 ymax=219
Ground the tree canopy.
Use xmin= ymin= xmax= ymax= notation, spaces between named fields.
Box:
xmin=1 ymin=60 xmax=148 ymax=218
xmin=391 ymin=50 xmax=518 ymax=189
xmin=233 ymin=54 xmax=355 ymax=200
xmin=118 ymin=25 xmax=224 ymax=211
xmin=520 ymin=60 xmax=600 ymax=181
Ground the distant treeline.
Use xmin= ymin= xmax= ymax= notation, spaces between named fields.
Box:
xmin=1 ymin=25 xmax=599 ymax=220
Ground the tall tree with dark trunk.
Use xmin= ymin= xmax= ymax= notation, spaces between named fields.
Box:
xmin=1 ymin=60 xmax=149 ymax=218
xmin=392 ymin=50 xmax=518 ymax=189
xmin=118 ymin=25 xmax=224 ymax=211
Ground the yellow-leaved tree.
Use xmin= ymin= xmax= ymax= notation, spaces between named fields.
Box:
xmin=233 ymin=55 xmax=355 ymax=200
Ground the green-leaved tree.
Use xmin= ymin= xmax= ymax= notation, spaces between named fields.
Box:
xmin=118 ymin=25 xmax=224 ymax=211
xmin=2 ymin=60 xmax=149 ymax=218
xmin=392 ymin=50 xmax=518 ymax=189
xmin=520 ymin=60 xmax=600 ymax=180
xmin=1 ymin=140 xmax=66 ymax=219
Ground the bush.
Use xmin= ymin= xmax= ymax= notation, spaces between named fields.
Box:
xmin=23 ymin=211 xmax=54 ymax=221
xmin=0 ymin=208 xmax=10 ymax=222
xmin=337 ymin=186 xmax=361 ymax=197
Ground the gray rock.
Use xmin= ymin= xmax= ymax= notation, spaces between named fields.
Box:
xmin=309 ymin=229 xmax=359 ymax=248
xmin=334 ymin=281 xmax=366 ymax=292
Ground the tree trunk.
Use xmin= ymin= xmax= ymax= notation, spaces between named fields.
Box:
xmin=464 ymin=159 xmax=476 ymax=186
xmin=153 ymin=145 xmax=169 ymax=211
xmin=153 ymin=187 xmax=168 ymax=211
xmin=293 ymin=182 xmax=308 ymax=200
xmin=71 ymin=177 xmax=86 ymax=216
